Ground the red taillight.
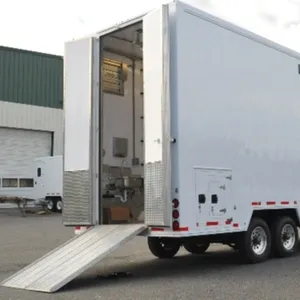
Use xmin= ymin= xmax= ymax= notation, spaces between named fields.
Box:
xmin=172 ymin=199 xmax=179 ymax=208
xmin=172 ymin=210 xmax=179 ymax=219
xmin=172 ymin=198 xmax=180 ymax=231
xmin=172 ymin=220 xmax=179 ymax=230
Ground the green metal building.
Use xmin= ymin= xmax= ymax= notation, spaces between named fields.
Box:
xmin=0 ymin=45 xmax=64 ymax=190
xmin=0 ymin=46 xmax=63 ymax=108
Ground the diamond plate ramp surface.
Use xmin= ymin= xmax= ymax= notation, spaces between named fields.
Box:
xmin=1 ymin=224 xmax=147 ymax=293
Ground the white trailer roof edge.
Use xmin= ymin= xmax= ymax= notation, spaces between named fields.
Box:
xmin=66 ymin=0 xmax=300 ymax=61
xmin=178 ymin=0 xmax=300 ymax=60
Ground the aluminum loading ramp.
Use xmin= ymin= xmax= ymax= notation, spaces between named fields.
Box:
xmin=1 ymin=224 xmax=147 ymax=293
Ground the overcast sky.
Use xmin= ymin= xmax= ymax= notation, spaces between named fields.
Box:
xmin=1 ymin=0 xmax=300 ymax=55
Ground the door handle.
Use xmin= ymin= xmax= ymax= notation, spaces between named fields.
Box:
xmin=219 ymin=208 xmax=227 ymax=213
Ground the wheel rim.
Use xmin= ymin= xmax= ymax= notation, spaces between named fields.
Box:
xmin=47 ymin=200 xmax=53 ymax=210
xmin=56 ymin=200 xmax=62 ymax=211
xmin=251 ymin=226 xmax=268 ymax=255
xmin=281 ymin=224 xmax=296 ymax=251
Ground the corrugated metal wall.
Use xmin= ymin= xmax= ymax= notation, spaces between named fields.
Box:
xmin=0 ymin=46 xmax=63 ymax=109
xmin=0 ymin=101 xmax=64 ymax=155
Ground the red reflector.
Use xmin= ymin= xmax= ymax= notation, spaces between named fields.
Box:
xmin=151 ymin=227 xmax=164 ymax=231
xmin=172 ymin=199 xmax=179 ymax=208
xmin=206 ymin=221 xmax=218 ymax=226
xmin=172 ymin=210 xmax=179 ymax=219
xmin=75 ymin=226 xmax=90 ymax=231
xmin=173 ymin=226 xmax=189 ymax=232
xmin=172 ymin=220 xmax=179 ymax=230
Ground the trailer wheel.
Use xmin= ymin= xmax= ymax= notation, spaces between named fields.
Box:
xmin=271 ymin=216 xmax=298 ymax=258
xmin=241 ymin=217 xmax=271 ymax=263
xmin=148 ymin=237 xmax=180 ymax=259
xmin=56 ymin=199 xmax=63 ymax=213
xmin=183 ymin=241 xmax=210 ymax=254
xmin=46 ymin=199 xmax=56 ymax=212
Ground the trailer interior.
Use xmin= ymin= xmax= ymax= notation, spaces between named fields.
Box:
xmin=100 ymin=21 xmax=146 ymax=225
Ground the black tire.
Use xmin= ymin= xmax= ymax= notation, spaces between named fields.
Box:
xmin=240 ymin=217 xmax=271 ymax=263
xmin=55 ymin=199 xmax=63 ymax=213
xmin=47 ymin=199 xmax=56 ymax=212
xmin=271 ymin=216 xmax=298 ymax=258
xmin=183 ymin=242 xmax=210 ymax=254
xmin=148 ymin=237 xmax=180 ymax=259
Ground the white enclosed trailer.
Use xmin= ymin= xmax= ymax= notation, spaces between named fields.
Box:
xmin=0 ymin=156 xmax=63 ymax=212
xmin=33 ymin=155 xmax=63 ymax=213
xmin=3 ymin=0 xmax=300 ymax=293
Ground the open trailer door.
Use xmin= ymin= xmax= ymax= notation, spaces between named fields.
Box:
xmin=1 ymin=34 xmax=149 ymax=294
xmin=63 ymin=36 xmax=100 ymax=226
xmin=143 ymin=4 xmax=173 ymax=227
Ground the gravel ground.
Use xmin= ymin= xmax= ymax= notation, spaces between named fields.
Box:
xmin=1 ymin=209 xmax=300 ymax=300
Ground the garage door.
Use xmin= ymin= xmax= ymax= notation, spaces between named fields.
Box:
xmin=0 ymin=128 xmax=52 ymax=178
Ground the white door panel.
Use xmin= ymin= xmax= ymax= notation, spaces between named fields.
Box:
xmin=143 ymin=4 xmax=172 ymax=226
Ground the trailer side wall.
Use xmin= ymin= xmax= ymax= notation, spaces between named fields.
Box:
xmin=174 ymin=2 xmax=300 ymax=231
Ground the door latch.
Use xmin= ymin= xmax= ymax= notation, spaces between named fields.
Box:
xmin=219 ymin=184 xmax=226 ymax=190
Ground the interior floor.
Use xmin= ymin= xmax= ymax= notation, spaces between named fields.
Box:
xmin=100 ymin=22 xmax=145 ymax=225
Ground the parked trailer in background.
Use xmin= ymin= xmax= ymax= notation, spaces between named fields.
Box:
xmin=3 ymin=0 xmax=300 ymax=293
xmin=33 ymin=155 xmax=63 ymax=213
xmin=0 ymin=156 xmax=63 ymax=212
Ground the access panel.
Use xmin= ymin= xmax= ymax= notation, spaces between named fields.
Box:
xmin=195 ymin=167 xmax=233 ymax=225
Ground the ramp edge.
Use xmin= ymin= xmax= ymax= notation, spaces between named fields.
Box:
xmin=1 ymin=224 xmax=147 ymax=293
xmin=1 ymin=226 xmax=94 ymax=287
xmin=48 ymin=224 xmax=147 ymax=293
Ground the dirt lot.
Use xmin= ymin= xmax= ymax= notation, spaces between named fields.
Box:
xmin=1 ymin=209 xmax=300 ymax=300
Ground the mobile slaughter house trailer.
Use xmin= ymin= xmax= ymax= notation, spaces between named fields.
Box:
xmin=2 ymin=0 xmax=300 ymax=293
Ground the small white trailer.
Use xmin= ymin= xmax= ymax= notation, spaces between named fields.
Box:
xmin=3 ymin=0 xmax=300 ymax=293
xmin=0 ymin=156 xmax=63 ymax=214
xmin=33 ymin=155 xmax=63 ymax=213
